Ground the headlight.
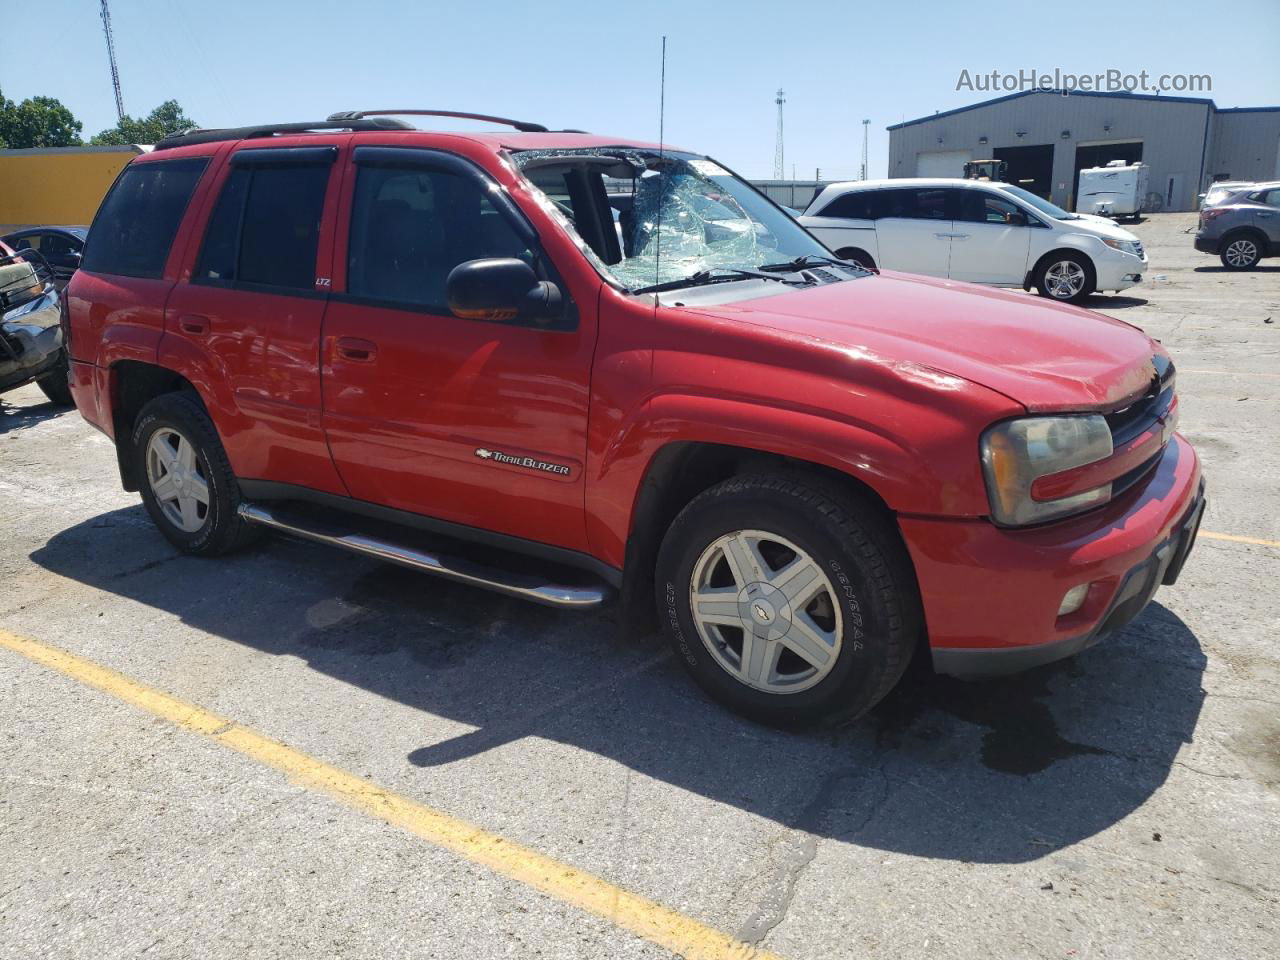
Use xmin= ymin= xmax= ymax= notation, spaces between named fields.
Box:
xmin=981 ymin=416 xmax=1113 ymax=526
xmin=1100 ymin=237 xmax=1142 ymax=257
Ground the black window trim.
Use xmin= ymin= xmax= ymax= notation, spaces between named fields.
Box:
xmin=229 ymin=145 xmax=338 ymax=168
xmin=337 ymin=146 xmax=577 ymax=331
xmin=81 ymin=156 xmax=211 ymax=280
xmin=191 ymin=155 xmax=334 ymax=298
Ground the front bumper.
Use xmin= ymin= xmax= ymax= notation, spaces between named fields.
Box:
xmin=901 ymin=434 xmax=1202 ymax=677
xmin=0 ymin=287 xmax=64 ymax=393
xmin=1093 ymin=251 xmax=1148 ymax=292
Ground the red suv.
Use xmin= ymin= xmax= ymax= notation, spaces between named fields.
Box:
xmin=66 ymin=110 xmax=1204 ymax=726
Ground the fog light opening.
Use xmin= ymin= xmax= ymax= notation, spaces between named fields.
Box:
xmin=1057 ymin=583 xmax=1091 ymax=617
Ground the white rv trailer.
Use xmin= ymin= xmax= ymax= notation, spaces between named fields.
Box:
xmin=1076 ymin=161 xmax=1150 ymax=219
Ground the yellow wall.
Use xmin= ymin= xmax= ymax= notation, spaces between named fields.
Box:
xmin=0 ymin=147 xmax=144 ymax=231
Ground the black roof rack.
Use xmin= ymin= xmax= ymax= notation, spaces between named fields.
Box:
xmin=327 ymin=109 xmax=550 ymax=134
xmin=152 ymin=117 xmax=416 ymax=151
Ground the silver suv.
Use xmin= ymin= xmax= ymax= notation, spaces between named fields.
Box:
xmin=1194 ymin=182 xmax=1280 ymax=269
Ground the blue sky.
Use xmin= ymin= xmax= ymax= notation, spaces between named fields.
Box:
xmin=7 ymin=0 xmax=1280 ymax=179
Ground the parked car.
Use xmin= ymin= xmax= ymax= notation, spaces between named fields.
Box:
xmin=1199 ymin=181 xmax=1253 ymax=209
xmin=0 ymin=226 xmax=87 ymax=289
xmin=65 ymin=111 xmax=1203 ymax=726
xmin=1193 ymin=181 xmax=1280 ymax=269
xmin=1 ymin=240 xmax=72 ymax=405
xmin=800 ymin=178 xmax=1148 ymax=304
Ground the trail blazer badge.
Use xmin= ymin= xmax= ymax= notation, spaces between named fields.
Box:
xmin=474 ymin=448 xmax=571 ymax=476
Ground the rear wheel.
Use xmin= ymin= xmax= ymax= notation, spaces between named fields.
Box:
xmin=834 ymin=248 xmax=876 ymax=271
xmin=1220 ymin=233 xmax=1263 ymax=270
xmin=656 ymin=475 xmax=920 ymax=727
xmin=1034 ymin=253 xmax=1095 ymax=304
xmin=132 ymin=392 xmax=257 ymax=555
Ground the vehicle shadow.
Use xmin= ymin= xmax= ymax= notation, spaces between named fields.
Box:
xmin=1193 ymin=265 xmax=1280 ymax=273
xmin=1085 ymin=294 xmax=1148 ymax=309
xmin=31 ymin=507 xmax=1207 ymax=864
xmin=0 ymin=395 xmax=67 ymax=434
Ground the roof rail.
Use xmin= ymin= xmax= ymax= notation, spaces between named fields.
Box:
xmin=152 ymin=117 xmax=416 ymax=151
xmin=327 ymin=109 xmax=550 ymax=134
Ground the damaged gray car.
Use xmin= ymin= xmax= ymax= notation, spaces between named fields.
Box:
xmin=1 ymin=242 xmax=71 ymax=406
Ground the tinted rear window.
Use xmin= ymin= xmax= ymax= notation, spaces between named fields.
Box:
xmin=195 ymin=163 xmax=330 ymax=290
xmin=81 ymin=158 xmax=208 ymax=279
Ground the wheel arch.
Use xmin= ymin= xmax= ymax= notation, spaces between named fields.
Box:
xmin=108 ymin=360 xmax=205 ymax=491
xmin=1220 ymin=225 xmax=1269 ymax=252
xmin=832 ymin=245 xmax=877 ymax=269
xmin=1027 ymin=246 xmax=1097 ymax=294
xmin=617 ymin=439 xmax=903 ymax=640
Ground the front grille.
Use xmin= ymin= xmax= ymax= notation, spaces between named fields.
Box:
xmin=1104 ymin=356 xmax=1174 ymax=447
xmin=1112 ymin=449 xmax=1164 ymax=499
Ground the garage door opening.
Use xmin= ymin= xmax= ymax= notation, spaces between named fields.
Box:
xmin=915 ymin=150 xmax=973 ymax=178
xmin=993 ymin=144 xmax=1054 ymax=199
xmin=1073 ymin=141 xmax=1143 ymax=208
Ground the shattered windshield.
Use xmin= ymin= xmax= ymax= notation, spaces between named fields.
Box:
xmin=512 ymin=148 xmax=832 ymax=293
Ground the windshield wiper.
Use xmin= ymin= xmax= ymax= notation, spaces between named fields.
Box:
xmin=632 ymin=268 xmax=806 ymax=295
xmin=758 ymin=254 xmax=873 ymax=274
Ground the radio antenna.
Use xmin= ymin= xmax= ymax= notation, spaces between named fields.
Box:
xmin=654 ymin=35 xmax=667 ymax=290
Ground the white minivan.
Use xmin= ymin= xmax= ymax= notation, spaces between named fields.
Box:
xmin=799 ymin=178 xmax=1148 ymax=303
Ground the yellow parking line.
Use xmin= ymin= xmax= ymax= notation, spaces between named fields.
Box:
xmin=0 ymin=630 xmax=781 ymax=960
xmin=1199 ymin=530 xmax=1280 ymax=549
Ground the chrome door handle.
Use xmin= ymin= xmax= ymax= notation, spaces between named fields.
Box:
xmin=950 ymin=233 xmax=970 ymax=240
xmin=935 ymin=233 xmax=952 ymax=239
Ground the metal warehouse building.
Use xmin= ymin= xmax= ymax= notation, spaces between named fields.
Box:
xmin=887 ymin=90 xmax=1280 ymax=213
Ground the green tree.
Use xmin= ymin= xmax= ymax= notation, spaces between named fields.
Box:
xmin=0 ymin=88 xmax=83 ymax=148
xmin=91 ymin=100 xmax=196 ymax=146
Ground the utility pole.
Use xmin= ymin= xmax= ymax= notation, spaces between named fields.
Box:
xmin=100 ymin=0 xmax=125 ymax=121
xmin=773 ymin=88 xmax=786 ymax=180
xmin=860 ymin=119 xmax=870 ymax=181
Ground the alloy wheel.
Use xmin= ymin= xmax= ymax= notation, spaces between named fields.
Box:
xmin=145 ymin=427 xmax=210 ymax=533
xmin=1224 ymin=239 xmax=1259 ymax=268
xmin=689 ymin=529 xmax=843 ymax=694
xmin=1044 ymin=260 xmax=1086 ymax=299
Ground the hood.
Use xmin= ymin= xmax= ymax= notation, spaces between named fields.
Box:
xmin=674 ymin=272 xmax=1159 ymax=412
xmin=1062 ymin=214 xmax=1140 ymax=241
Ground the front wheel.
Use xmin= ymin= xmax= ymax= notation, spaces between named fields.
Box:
xmin=656 ymin=475 xmax=920 ymax=727
xmin=1034 ymin=253 xmax=1095 ymax=304
xmin=36 ymin=353 xmax=73 ymax=406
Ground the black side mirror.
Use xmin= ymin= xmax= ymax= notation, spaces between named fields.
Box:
xmin=446 ymin=258 xmax=563 ymax=326
xmin=1007 ymin=210 xmax=1028 ymax=226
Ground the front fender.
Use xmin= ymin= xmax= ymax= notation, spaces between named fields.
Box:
xmin=585 ymin=383 xmax=1016 ymax=569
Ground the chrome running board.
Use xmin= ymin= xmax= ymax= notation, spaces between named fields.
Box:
xmin=237 ymin=502 xmax=610 ymax=609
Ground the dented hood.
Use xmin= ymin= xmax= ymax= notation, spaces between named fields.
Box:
xmin=676 ymin=271 xmax=1160 ymax=412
